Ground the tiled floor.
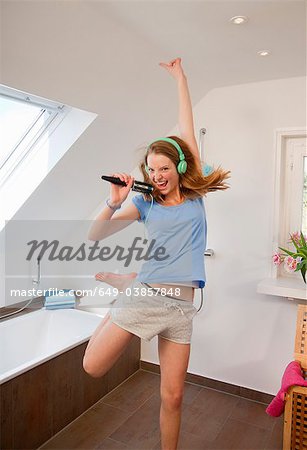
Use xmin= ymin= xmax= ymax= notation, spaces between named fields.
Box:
xmin=39 ymin=370 xmax=283 ymax=450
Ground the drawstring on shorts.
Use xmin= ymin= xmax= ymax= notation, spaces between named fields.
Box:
xmin=141 ymin=282 xmax=188 ymax=317
xmin=163 ymin=301 xmax=185 ymax=316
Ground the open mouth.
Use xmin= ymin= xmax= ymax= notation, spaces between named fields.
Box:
xmin=156 ymin=180 xmax=168 ymax=189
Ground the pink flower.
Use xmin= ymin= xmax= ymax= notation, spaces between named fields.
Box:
xmin=272 ymin=252 xmax=283 ymax=266
xmin=289 ymin=231 xmax=307 ymax=246
xmin=284 ymin=256 xmax=298 ymax=273
xmin=290 ymin=232 xmax=301 ymax=245
xmin=272 ymin=230 xmax=307 ymax=284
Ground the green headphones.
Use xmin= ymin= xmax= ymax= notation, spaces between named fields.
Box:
xmin=145 ymin=137 xmax=187 ymax=175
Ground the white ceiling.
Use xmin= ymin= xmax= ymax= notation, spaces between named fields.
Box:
xmin=1 ymin=0 xmax=305 ymax=219
xmin=102 ymin=0 xmax=306 ymax=93
xmin=1 ymin=1 xmax=305 ymax=127
xmin=1 ymin=1 xmax=305 ymax=116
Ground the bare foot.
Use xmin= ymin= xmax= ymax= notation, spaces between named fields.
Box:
xmin=95 ymin=272 xmax=137 ymax=290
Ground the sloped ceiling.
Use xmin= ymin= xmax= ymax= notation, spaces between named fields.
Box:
xmin=102 ymin=0 xmax=306 ymax=90
xmin=0 ymin=0 xmax=305 ymax=220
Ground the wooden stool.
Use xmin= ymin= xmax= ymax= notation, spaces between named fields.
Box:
xmin=283 ymin=304 xmax=307 ymax=450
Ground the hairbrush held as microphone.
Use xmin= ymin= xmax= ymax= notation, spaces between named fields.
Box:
xmin=101 ymin=175 xmax=154 ymax=194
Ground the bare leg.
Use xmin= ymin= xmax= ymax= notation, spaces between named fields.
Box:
xmin=158 ymin=336 xmax=190 ymax=450
xmin=84 ymin=272 xmax=136 ymax=377
xmin=83 ymin=320 xmax=135 ymax=378
xmin=95 ymin=272 xmax=137 ymax=290
xmin=87 ymin=272 xmax=137 ymax=352
xmin=86 ymin=311 xmax=112 ymax=351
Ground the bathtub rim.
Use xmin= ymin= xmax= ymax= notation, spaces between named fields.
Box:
xmin=0 ymin=307 xmax=106 ymax=385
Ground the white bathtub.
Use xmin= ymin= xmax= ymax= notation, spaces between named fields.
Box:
xmin=0 ymin=308 xmax=107 ymax=384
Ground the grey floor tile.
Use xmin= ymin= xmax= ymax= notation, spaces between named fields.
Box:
xmin=109 ymin=394 xmax=161 ymax=449
xmin=189 ymin=387 xmax=240 ymax=420
xmin=40 ymin=404 xmax=131 ymax=449
xmin=102 ymin=370 xmax=160 ymax=413
xmin=153 ymin=430 xmax=219 ymax=450
xmin=264 ymin=416 xmax=284 ymax=450
xmin=229 ymin=397 xmax=275 ymax=431
xmin=210 ymin=418 xmax=272 ymax=450
xmin=39 ymin=370 xmax=284 ymax=450
xmin=181 ymin=403 xmax=226 ymax=442
xmin=94 ymin=437 xmax=129 ymax=449
xmin=182 ymin=382 xmax=203 ymax=406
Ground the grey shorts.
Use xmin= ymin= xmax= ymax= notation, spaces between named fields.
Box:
xmin=110 ymin=280 xmax=197 ymax=344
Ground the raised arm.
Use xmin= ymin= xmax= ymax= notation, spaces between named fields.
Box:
xmin=159 ymin=58 xmax=201 ymax=170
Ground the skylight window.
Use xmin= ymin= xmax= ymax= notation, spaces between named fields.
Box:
xmin=0 ymin=83 xmax=97 ymax=233
xmin=0 ymin=86 xmax=64 ymax=186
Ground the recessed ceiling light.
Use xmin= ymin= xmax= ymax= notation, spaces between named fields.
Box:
xmin=230 ymin=16 xmax=248 ymax=25
xmin=257 ymin=50 xmax=270 ymax=57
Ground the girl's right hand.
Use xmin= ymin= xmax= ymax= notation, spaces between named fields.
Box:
xmin=109 ymin=173 xmax=134 ymax=208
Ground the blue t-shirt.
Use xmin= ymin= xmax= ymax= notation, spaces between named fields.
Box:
xmin=132 ymin=194 xmax=207 ymax=288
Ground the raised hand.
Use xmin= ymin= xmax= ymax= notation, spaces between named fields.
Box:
xmin=159 ymin=57 xmax=185 ymax=81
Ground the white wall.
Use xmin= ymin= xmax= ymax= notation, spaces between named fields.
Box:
xmin=141 ymin=76 xmax=306 ymax=395
xmin=1 ymin=0 xmax=306 ymax=395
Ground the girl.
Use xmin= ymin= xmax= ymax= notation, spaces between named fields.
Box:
xmin=83 ymin=58 xmax=230 ymax=450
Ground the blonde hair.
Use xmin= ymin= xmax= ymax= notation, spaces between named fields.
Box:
xmin=139 ymin=135 xmax=231 ymax=203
